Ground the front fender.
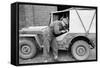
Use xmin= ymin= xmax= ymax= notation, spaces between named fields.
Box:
xmin=19 ymin=34 xmax=42 ymax=48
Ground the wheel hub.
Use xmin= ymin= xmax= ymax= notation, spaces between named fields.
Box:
xmin=76 ymin=46 xmax=86 ymax=56
xmin=21 ymin=45 xmax=31 ymax=54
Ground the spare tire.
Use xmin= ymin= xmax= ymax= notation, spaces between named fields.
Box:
xmin=19 ymin=38 xmax=37 ymax=59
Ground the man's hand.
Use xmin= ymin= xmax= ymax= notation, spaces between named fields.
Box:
xmin=61 ymin=29 xmax=68 ymax=33
xmin=65 ymin=29 xmax=68 ymax=32
xmin=61 ymin=30 xmax=66 ymax=33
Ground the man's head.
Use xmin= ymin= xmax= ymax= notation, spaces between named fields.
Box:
xmin=62 ymin=17 xmax=68 ymax=24
xmin=60 ymin=17 xmax=68 ymax=26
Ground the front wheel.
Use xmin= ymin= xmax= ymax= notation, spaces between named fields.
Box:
xmin=71 ymin=40 xmax=90 ymax=60
xmin=19 ymin=38 xmax=37 ymax=59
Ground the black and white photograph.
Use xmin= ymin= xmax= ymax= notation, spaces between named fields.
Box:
xmin=11 ymin=2 xmax=97 ymax=66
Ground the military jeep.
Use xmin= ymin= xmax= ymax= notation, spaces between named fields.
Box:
xmin=19 ymin=8 xmax=96 ymax=60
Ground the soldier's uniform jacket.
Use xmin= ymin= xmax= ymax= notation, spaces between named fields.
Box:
xmin=50 ymin=20 xmax=64 ymax=37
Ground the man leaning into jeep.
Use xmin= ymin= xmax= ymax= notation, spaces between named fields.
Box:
xmin=43 ymin=17 xmax=69 ymax=62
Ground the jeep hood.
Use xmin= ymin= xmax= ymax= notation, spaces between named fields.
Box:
xmin=19 ymin=26 xmax=48 ymax=34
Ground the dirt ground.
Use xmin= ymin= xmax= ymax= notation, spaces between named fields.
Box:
xmin=19 ymin=47 xmax=96 ymax=64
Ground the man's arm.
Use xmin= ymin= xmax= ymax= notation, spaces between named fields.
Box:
xmin=54 ymin=22 xmax=62 ymax=34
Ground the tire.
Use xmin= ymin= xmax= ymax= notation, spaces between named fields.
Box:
xmin=71 ymin=40 xmax=90 ymax=60
xmin=19 ymin=38 xmax=37 ymax=59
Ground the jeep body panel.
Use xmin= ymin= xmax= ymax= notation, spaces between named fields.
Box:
xmin=19 ymin=26 xmax=48 ymax=34
xmin=56 ymin=33 xmax=96 ymax=50
xmin=19 ymin=26 xmax=49 ymax=48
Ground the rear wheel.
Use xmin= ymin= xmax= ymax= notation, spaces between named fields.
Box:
xmin=19 ymin=38 xmax=37 ymax=59
xmin=71 ymin=40 xmax=90 ymax=60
